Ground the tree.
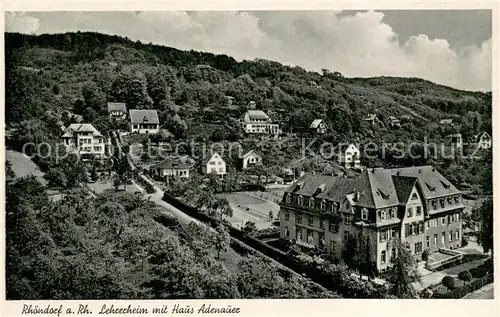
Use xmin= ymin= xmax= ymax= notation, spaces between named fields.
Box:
xmin=342 ymin=233 xmax=360 ymax=270
xmin=442 ymin=276 xmax=455 ymax=289
xmin=44 ymin=167 xmax=68 ymax=188
xmin=111 ymin=72 xmax=153 ymax=110
xmin=386 ymin=239 xmax=420 ymax=298
xmin=82 ymin=82 xmax=106 ymax=112
xmin=6 ymin=160 xmax=16 ymax=183
xmin=114 ymin=156 xmax=133 ymax=191
xmin=361 ymin=236 xmax=377 ymax=280
xmin=473 ymin=198 xmax=493 ymax=254
xmin=242 ymin=221 xmax=257 ymax=235
xmin=214 ymin=224 xmax=230 ymax=259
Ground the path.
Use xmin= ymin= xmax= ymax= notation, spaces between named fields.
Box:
xmin=462 ymin=283 xmax=494 ymax=299
xmin=6 ymin=150 xmax=46 ymax=185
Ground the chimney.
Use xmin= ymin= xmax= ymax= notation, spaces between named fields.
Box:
xmin=354 ymin=192 xmax=360 ymax=201
xmin=418 ymin=169 xmax=422 ymax=174
xmin=397 ymin=171 xmax=401 ymax=176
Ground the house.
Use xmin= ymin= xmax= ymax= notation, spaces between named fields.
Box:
xmin=278 ymin=166 xmax=464 ymax=272
xmin=439 ymin=119 xmax=454 ymax=125
xmin=473 ymin=132 xmax=492 ymax=149
xmin=446 ymin=133 xmax=463 ymax=148
xmin=309 ymin=119 xmax=328 ymax=134
xmin=129 ymin=110 xmax=160 ymax=134
xmin=61 ymin=123 xmax=106 ymax=159
xmin=386 ymin=116 xmax=401 ymax=128
xmin=242 ymin=110 xmax=280 ymax=136
xmin=240 ymin=150 xmax=263 ymax=170
xmin=364 ymin=114 xmax=379 ymax=125
xmin=201 ymin=152 xmax=227 ymax=178
xmin=335 ymin=143 xmax=361 ymax=169
xmin=107 ymin=102 xmax=127 ymax=120
xmin=150 ymin=156 xmax=195 ymax=181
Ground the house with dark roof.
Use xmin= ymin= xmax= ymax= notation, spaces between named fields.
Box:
xmin=309 ymin=119 xmax=328 ymax=134
xmin=107 ymin=102 xmax=127 ymax=120
xmin=201 ymin=152 xmax=227 ymax=178
xmin=150 ymin=156 xmax=195 ymax=180
xmin=129 ymin=110 xmax=160 ymax=134
xmin=61 ymin=123 xmax=106 ymax=159
xmin=239 ymin=150 xmax=263 ymax=170
xmin=278 ymin=166 xmax=464 ymax=272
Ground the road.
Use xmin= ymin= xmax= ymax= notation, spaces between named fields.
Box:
xmin=462 ymin=283 xmax=494 ymax=299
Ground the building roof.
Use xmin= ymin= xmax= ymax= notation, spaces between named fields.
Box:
xmin=310 ymin=119 xmax=325 ymax=129
xmin=476 ymin=132 xmax=491 ymax=141
xmin=334 ymin=143 xmax=359 ymax=154
xmin=244 ymin=110 xmax=269 ymax=121
xmin=387 ymin=116 xmax=400 ymax=123
xmin=284 ymin=165 xmax=460 ymax=209
xmin=439 ymin=119 xmax=453 ymax=124
xmin=129 ymin=109 xmax=159 ymax=124
xmin=107 ymin=102 xmax=127 ymax=112
xmin=365 ymin=114 xmax=377 ymax=121
xmin=61 ymin=123 xmax=103 ymax=138
xmin=151 ymin=156 xmax=195 ymax=170
xmin=240 ymin=150 xmax=262 ymax=159
xmin=201 ymin=151 xmax=225 ymax=165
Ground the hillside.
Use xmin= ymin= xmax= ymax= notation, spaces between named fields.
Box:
xmin=5 ymin=32 xmax=491 ymax=143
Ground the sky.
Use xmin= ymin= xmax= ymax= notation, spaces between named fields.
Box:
xmin=4 ymin=10 xmax=492 ymax=91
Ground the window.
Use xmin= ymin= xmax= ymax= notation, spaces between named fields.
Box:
xmin=329 ymin=222 xmax=339 ymax=233
xmin=320 ymin=200 xmax=326 ymax=210
xmin=381 ymin=250 xmax=386 ymax=264
xmin=298 ymin=196 xmax=304 ymax=206
xmin=296 ymin=213 xmax=302 ymax=224
xmin=133 ymin=124 xmax=138 ymax=129
xmin=391 ymin=228 xmax=396 ymax=239
xmin=455 ymin=229 xmax=460 ymax=241
xmin=440 ymin=199 xmax=445 ymax=208
xmin=426 ymin=221 xmax=429 ymax=229
xmin=390 ymin=208 xmax=396 ymax=218
xmin=361 ymin=208 xmax=368 ymax=220
xmin=344 ymin=216 xmax=351 ymax=225
xmin=420 ymin=222 xmax=425 ymax=234
xmin=379 ymin=230 xmax=387 ymax=242
xmin=285 ymin=212 xmax=290 ymax=221
xmin=331 ymin=202 xmax=338 ymax=213
xmin=344 ymin=231 xmax=350 ymax=241
xmin=433 ymin=219 xmax=438 ymax=227
xmin=308 ymin=216 xmax=314 ymax=226
xmin=319 ymin=233 xmax=325 ymax=246
xmin=441 ymin=233 xmax=445 ymax=244
xmin=307 ymin=230 xmax=314 ymax=244
xmin=405 ymin=224 xmax=409 ymax=237
xmin=415 ymin=242 xmax=423 ymax=254
xmin=219 ymin=168 xmax=224 ymax=173
xmin=454 ymin=196 xmax=459 ymax=204
xmin=426 ymin=236 xmax=430 ymax=248
xmin=297 ymin=228 xmax=303 ymax=241
xmin=409 ymin=223 xmax=415 ymax=235
xmin=320 ymin=220 xmax=325 ymax=229
xmin=406 ymin=207 xmax=413 ymax=218
xmin=441 ymin=217 xmax=446 ymax=225
xmin=380 ymin=210 xmax=386 ymax=220
xmin=286 ymin=194 xmax=291 ymax=204
xmin=285 ymin=226 xmax=289 ymax=237
xmin=411 ymin=193 xmax=418 ymax=200
xmin=416 ymin=206 xmax=422 ymax=216
xmin=449 ymin=231 xmax=453 ymax=242
xmin=309 ymin=198 xmax=315 ymax=208
xmin=330 ymin=241 xmax=336 ymax=253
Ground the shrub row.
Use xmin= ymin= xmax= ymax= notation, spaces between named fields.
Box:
xmin=136 ymin=174 xmax=155 ymax=194
xmin=432 ymin=274 xmax=493 ymax=298
xmin=253 ymin=227 xmax=280 ymax=240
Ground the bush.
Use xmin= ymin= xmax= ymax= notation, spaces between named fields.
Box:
xmin=458 ymin=270 xmax=473 ymax=282
xmin=422 ymin=249 xmax=430 ymax=262
xmin=432 ymin=274 xmax=493 ymax=299
xmin=470 ymin=265 xmax=488 ymax=278
xmin=442 ymin=276 xmax=455 ymax=289
xmin=461 ymin=236 xmax=469 ymax=247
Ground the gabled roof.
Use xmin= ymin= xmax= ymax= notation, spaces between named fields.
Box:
xmin=365 ymin=114 xmax=377 ymax=120
xmin=310 ymin=119 xmax=326 ymax=129
xmin=201 ymin=152 xmax=225 ymax=165
xmin=151 ymin=156 xmax=195 ymax=170
xmin=334 ymin=143 xmax=359 ymax=154
xmin=477 ymin=132 xmax=491 ymax=141
xmin=392 ymin=175 xmax=418 ymax=204
xmin=387 ymin=116 xmax=400 ymax=122
xmin=107 ymin=102 xmax=127 ymax=112
xmin=240 ymin=150 xmax=262 ymax=159
xmin=61 ymin=123 xmax=103 ymax=138
xmin=129 ymin=110 xmax=159 ymax=124
xmin=439 ymin=119 xmax=453 ymax=124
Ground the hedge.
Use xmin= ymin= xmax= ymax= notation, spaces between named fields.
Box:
xmin=458 ymin=270 xmax=473 ymax=282
xmin=432 ymin=274 xmax=493 ymax=298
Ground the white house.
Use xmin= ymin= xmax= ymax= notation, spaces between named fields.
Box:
xmin=240 ymin=150 xmax=263 ymax=170
xmin=309 ymin=119 xmax=328 ymax=134
xmin=61 ymin=123 xmax=106 ymax=159
xmin=150 ymin=156 xmax=195 ymax=180
xmin=242 ymin=110 xmax=279 ymax=135
xmin=474 ymin=132 xmax=492 ymax=149
xmin=129 ymin=110 xmax=160 ymax=134
xmin=335 ymin=143 xmax=361 ymax=169
xmin=107 ymin=102 xmax=127 ymax=120
xmin=201 ymin=152 xmax=227 ymax=178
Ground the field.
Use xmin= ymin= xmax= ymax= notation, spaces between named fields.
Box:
xmin=220 ymin=192 xmax=280 ymax=230
xmin=87 ymin=179 xmax=143 ymax=194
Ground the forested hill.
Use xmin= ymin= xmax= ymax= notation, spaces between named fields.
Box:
xmin=5 ymin=31 xmax=492 ymax=143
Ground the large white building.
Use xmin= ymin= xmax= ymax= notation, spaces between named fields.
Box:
xmin=242 ymin=110 xmax=279 ymax=135
xmin=129 ymin=110 xmax=160 ymax=134
xmin=61 ymin=123 xmax=106 ymax=159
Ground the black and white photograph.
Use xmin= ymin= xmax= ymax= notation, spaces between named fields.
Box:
xmin=2 ymin=6 xmax=495 ymax=311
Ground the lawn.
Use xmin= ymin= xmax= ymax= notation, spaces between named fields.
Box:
xmin=220 ymin=192 xmax=280 ymax=230
xmin=88 ymin=179 xmax=143 ymax=194
xmin=6 ymin=150 xmax=47 ymax=185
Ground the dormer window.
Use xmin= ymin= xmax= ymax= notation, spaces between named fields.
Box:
xmin=298 ymin=195 xmax=304 ymax=206
xmin=331 ymin=202 xmax=338 ymax=213
xmin=411 ymin=193 xmax=418 ymax=200
xmin=143 ymin=116 xmax=149 ymax=122
xmin=320 ymin=200 xmax=326 ymax=210
xmin=440 ymin=199 xmax=445 ymax=208
xmin=390 ymin=208 xmax=396 ymax=218
xmin=296 ymin=181 xmax=305 ymax=190
xmin=380 ymin=210 xmax=386 ymax=220
xmin=454 ymin=196 xmax=459 ymax=204
xmin=361 ymin=208 xmax=368 ymax=220
xmin=447 ymin=197 xmax=452 ymax=205
xmin=309 ymin=197 xmax=315 ymax=209
xmin=285 ymin=193 xmax=291 ymax=204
